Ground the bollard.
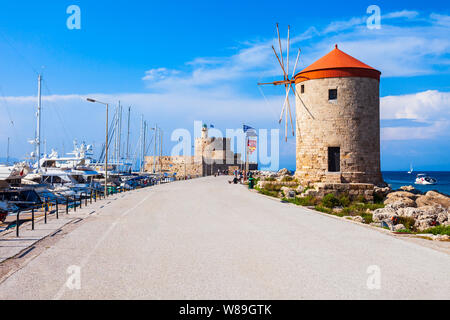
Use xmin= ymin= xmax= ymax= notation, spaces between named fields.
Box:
xmin=79 ymin=195 xmax=82 ymax=209
xmin=74 ymin=197 xmax=77 ymax=212
xmin=90 ymin=191 xmax=93 ymax=204
xmin=16 ymin=211 xmax=20 ymax=237
xmin=85 ymin=192 xmax=88 ymax=207
xmin=66 ymin=197 xmax=69 ymax=214
xmin=44 ymin=199 xmax=48 ymax=224
xmin=32 ymin=208 xmax=35 ymax=230
xmin=56 ymin=199 xmax=59 ymax=219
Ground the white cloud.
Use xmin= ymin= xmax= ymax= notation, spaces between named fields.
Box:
xmin=381 ymin=120 xmax=449 ymax=140
xmin=383 ymin=10 xmax=419 ymax=20
xmin=381 ymin=90 xmax=450 ymax=140
xmin=381 ymin=90 xmax=450 ymax=120
xmin=142 ymin=10 xmax=450 ymax=92
xmin=142 ymin=68 xmax=180 ymax=82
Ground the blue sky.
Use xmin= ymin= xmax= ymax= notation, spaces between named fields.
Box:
xmin=0 ymin=0 xmax=449 ymax=171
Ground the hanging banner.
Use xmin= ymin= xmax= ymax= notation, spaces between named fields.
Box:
xmin=248 ymin=139 xmax=257 ymax=155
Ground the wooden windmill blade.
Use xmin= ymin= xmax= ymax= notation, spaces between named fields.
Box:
xmin=276 ymin=23 xmax=285 ymax=80
xmin=288 ymin=48 xmax=302 ymax=137
xmin=257 ymin=24 xmax=304 ymax=142
xmin=271 ymin=46 xmax=288 ymax=78
xmin=285 ymin=25 xmax=295 ymax=138
xmin=292 ymin=48 xmax=301 ymax=78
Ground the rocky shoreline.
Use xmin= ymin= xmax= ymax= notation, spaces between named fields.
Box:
xmin=254 ymin=169 xmax=450 ymax=241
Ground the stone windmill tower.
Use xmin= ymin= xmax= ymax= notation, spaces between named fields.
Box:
xmin=294 ymin=45 xmax=384 ymax=185
xmin=259 ymin=25 xmax=384 ymax=187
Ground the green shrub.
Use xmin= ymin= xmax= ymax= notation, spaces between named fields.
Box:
xmin=281 ymin=176 xmax=294 ymax=182
xmin=355 ymin=195 xmax=366 ymax=203
xmin=257 ymin=188 xmax=279 ymax=198
xmin=373 ymin=193 xmax=385 ymax=204
xmin=339 ymin=195 xmax=351 ymax=207
xmin=361 ymin=213 xmax=373 ymax=224
xmin=264 ymin=184 xmax=282 ymax=192
xmin=285 ymin=196 xmax=318 ymax=207
xmin=315 ymin=206 xmax=333 ymax=214
xmin=422 ymin=225 xmax=450 ymax=236
xmin=321 ymin=194 xmax=341 ymax=208
xmin=395 ymin=229 xmax=413 ymax=234
xmin=264 ymin=177 xmax=276 ymax=182
xmin=398 ymin=217 xmax=416 ymax=232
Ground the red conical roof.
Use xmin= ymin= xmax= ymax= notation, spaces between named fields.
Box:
xmin=295 ymin=45 xmax=381 ymax=83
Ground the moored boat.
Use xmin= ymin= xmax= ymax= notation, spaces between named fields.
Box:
xmin=415 ymin=174 xmax=437 ymax=185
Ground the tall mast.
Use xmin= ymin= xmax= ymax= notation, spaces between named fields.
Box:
xmin=159 ymin=129 xmax=163 ymax=174
xmin=140 ymin=115 xmax=144 ymax=172
xmin=36 ymin=74 xmax=42 ymax=169
xmin=126 ymin=106 xmax=131 ymax=161
xmin=118 ymin=101 xmax=122 ymax=166
xmin=153 ymin=125 xmax=157 ymax=173
xmin=6 ymin=137 xmax=10 ymax=165
xmin=143 ymin=121 xmax=147 ymax=172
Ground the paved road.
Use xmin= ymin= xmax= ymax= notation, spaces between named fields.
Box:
xmin=0 ymin=177 xmax=449 ymax=300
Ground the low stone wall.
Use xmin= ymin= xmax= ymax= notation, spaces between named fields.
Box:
xmin=309 ymin=183 xmax=376 ymax=202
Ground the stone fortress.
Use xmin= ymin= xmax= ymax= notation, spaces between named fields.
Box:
xmin=145 ymin=125 xmax=258 ymax=178
xmin=292 ymin=45 xmax=385 ymax=198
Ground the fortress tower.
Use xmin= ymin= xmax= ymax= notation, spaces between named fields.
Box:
xmin=294 ymin=45 xmax=384 ymax=186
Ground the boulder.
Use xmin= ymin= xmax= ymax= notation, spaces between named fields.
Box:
xmin=345 ymin=216 xmax=365 ymax=224
xmin=394 ymin=224 xmax=406 ymax=232
xmin=385 ymin=198 xmax=417 ymax=210
xmin=373 ymin=207 xmax=398 ymax=222
xmin=278 ymin=168 xmax=291 ymax=176
xmin=374 ymin=186 xmax=392 ymax=199
xmin=437 ymin=212 xmax=449 ymax=225
xmin=416 ymin=191 xmax=450 ymax=209
xmin=277 ymin=175 xmax=294 ymax=182
xmin=400 ymin=186 xmax=422 ymax=194
xmin=397 ymin=207 xmax=424 ymax=219
xmin=281 ymin=187 xmax=296 ymax=199
xmin=386 ymin=191 xmax=417 ymax=200
xmin=415 ymin=219 xmax=436 ymax=232
xmin=296 ymin=185 xmax=305 ymax=194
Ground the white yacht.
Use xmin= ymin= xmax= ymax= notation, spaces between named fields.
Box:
xmin=0 ymin=163 xmax=30 ymax=181
xmin=415 ymin=174 xmax=437 ymax=186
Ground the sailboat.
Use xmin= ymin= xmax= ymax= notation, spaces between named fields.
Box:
xmin=408 ymin=164 xmax=414 ymax=175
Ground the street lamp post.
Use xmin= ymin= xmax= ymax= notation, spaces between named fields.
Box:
xmin=87 ymin=98 xmax=109 ymax=198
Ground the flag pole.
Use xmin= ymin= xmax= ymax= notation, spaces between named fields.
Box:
xmin=245 ymin=135 xmax=249 ymax=181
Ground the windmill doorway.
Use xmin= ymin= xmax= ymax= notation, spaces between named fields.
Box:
xmin=328 ymin=147 xmax=341 ymax=172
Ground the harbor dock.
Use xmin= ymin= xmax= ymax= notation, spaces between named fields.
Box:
xmin=0 ymin=177 xmax=449 ymax=300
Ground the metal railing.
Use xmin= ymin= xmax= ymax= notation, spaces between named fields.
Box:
xmin=9 ymin=177 xmax=174 ymax=237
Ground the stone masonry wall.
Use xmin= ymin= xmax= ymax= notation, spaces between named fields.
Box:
xmin=295 ymin=77 xmax=384 ymax=186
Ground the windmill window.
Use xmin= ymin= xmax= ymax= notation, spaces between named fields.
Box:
xmin=329 ymin=89 xmax=338 ymax=101
xmin=301 ymin=85 xmax=305 ymax=94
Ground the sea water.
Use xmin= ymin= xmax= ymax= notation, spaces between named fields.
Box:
xmin=383 ymin=171 xmax=450 ymax=196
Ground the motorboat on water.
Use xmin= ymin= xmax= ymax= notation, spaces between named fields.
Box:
xmin=0 ymin=188 xmax=42 ymax=211
xmin=23 ymin=169 xmax=98 ymax=198
xmin=415 ymin=174 xmax=437 ymax=185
